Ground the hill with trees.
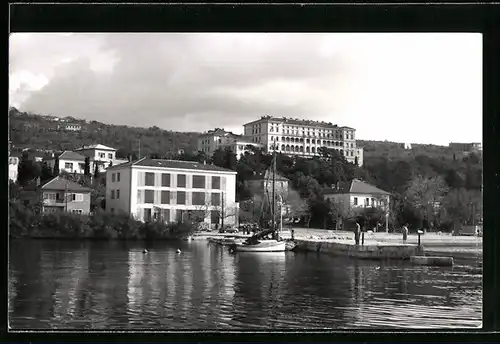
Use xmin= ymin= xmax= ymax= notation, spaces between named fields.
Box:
xmin=9 ymin=107 xmax=198 ymax=159
xmin=10 ymin=108 xmax=482 ymax=233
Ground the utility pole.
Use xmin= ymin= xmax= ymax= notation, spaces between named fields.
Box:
xmin=221 ymin=191 xmax=225 ymax=228
xmin=65 ymin=178 xmax=68 ymax=212
xmin=271 ymin=138 xmax=276 ymax=238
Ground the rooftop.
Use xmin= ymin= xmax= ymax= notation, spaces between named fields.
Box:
xmin=324 ymin=179 xmax=390 ymax=196
xmin=106 ymin=157 xmax=237 ymax=173
xmin=75 ymin=144 xmax=117 ymax=151
xmin=41 ymin=176 xmax=92 ymax=192
xmin=244 ymin=116 xmax=356 ymax=131
xmin=54 ymin=150 xmax=86 ymax=161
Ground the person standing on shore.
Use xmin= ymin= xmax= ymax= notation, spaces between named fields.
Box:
xmin=402 ymin=224 xmax=409 ymax=244
xmin=354 ymin=221 xmax=361 ymax=245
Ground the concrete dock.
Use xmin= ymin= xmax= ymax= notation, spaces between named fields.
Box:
xmin=294 ymin=238 xmax=419 ymax=260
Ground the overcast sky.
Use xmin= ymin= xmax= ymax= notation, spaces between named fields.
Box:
xmin=9 ymin=33 xmax=482 ymax=145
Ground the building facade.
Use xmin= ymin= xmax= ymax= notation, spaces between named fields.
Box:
xmin=75 ymin=144 xmax=128 ymax=172
xmin=197 ymin=128 xmax=262 ymax=159
xmin=57 ymin=123 xmax=82 ymax=131
xmin=449 ymin=142 xmax=482 ymax=153
xmin=243 ymin=116 xmax=363 ymax=165
xmin=323 ymin=179 xmax=390 ymax=216
xmin=45 ymin=151 xmax=87 ymax=174
xmin=105 ymin=158 xmax=238 ymax=227
xmin=41 ymin=176 xmax=92 ymax=214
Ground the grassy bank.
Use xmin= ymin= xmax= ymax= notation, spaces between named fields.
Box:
xmin=9 ymin=200 xmax=196 ymax=241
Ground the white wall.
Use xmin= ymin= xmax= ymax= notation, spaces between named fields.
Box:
xmin=106 ymin=166 xmax=132 ymax=214
xmin=46 ymin=159 xmax=85 ymax=174
xmin=123 ymin=166 xmax=237 ymax=225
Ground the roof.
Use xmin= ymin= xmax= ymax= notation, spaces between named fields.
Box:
xmin=75 ymin=144 xmax=116 ymax=151
xmin=54 ymin=150 xmax=86 ymax=161
xmin=243 ymin=116 xmax=340 ymax=129
xmin=41 ymin=176 xmax=92 ymax=192
xmin=324 ymin=179 xmax=390 ymax=196
xmin=106 ymin=157 xmax=237 ymax=173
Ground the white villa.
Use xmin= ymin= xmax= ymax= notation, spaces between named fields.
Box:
xmin=105 ymin=158 xmax=238 ymax=227
xmin=45 ymin=150 xmax=87 ymax=174
xmin=323 ymin=179 xmax=391 ymax=215
xmin=75 ymin=144 xmax=128 ymax=172
xmin=197 ymin=128 xmax=263 ymax=160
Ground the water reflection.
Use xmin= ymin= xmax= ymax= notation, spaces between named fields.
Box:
xmin=9 ymin=240 xmax=482 ymax=329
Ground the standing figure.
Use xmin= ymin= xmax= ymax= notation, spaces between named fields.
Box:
xmin=402 ymin=224 xmax=409 ymax=244
xmin=354 ymin=221 xmax=361 ymax=245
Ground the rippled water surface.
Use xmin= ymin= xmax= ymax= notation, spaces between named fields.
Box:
xmin=9 ymin=240 xmax=482 ymax=329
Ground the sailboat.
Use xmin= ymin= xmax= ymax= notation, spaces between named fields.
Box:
xmin=232 ymin=143 xmax=286 ymax=253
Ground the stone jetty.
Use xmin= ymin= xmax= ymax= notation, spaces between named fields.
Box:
xmin=294 ymin=238 xmax=419 ymax=260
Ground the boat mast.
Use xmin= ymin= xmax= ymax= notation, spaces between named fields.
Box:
xmin=271 ymin=138 xmax=276 ymax=234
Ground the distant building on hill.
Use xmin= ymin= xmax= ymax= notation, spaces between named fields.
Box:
xmin=449 ymin=142 xmax=482 ymax=153
xmin=242 ymin=115 xmax=363 ymax=166
xmin=57 ymin=122 xmax=81 ymax=131
xmin=197 ymin=128 xmax=262 ymax=159
xmin=403 ymin=142 xmax=412 ymax=150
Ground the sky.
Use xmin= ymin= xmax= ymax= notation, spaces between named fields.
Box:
xmin=9 ymin=33 xmax=482 ymax=145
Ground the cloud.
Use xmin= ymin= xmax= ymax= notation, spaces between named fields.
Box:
xmin=9 ymin=33 xmax=481 ymax=144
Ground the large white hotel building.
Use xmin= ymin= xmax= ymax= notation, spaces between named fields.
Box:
xmin=197 ymin=116 xmax=363 ymax=166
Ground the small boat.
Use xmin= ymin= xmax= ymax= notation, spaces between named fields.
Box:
xmin=231 ymin=228 xmax=286 ymax=252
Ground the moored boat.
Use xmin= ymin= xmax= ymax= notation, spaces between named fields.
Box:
xmin=233 ymin=239 xmax=286 ymax=252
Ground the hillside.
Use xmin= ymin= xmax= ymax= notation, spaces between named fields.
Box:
xmin=9 ymin=107 xmax=199 ymax=159
xmin=9 ymin=108 xmax=476 ymax=164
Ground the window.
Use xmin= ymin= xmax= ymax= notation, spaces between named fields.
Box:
xmin=365 ymin=198 xmax=370 ymax=206
xmin=162 ymin=209 xmax=170 ymax=222
xmin=144 ymin=208 xmax=152 ymax=222
xmin=177 ymin=191 xmax=186 ymax=205
xmin=108 ymin=153 xmax=113 ymax=159
xmin=111 ymin=190 xmax=115 ymax=199
xmin=161 ymin=173 xmax=171 ymax=187
xmin=211 ymin=193 xmax=221 ymax=206
xmin=353 ymin=197 xmax=358 ymax=205
xmin=145 ymin=172 xmax=155 ymax=187
xmin=144 ymin=190 xmax=154 ymax=204
xmin=65 ymin=162 xmax=73 ymax=170
xmin=112 ymin=173 xmax=116 ymax=182
xmin=79 ymin=163 xmax=85 ymax=170
xmin=371 ymin=198 xmax=375 ymax=206
xmin=212 ymin=176 xmax=221 ymax=189
xmin=116 ymin=190 xmax=120 ymax=199
xmin=192 ymin=192 xmax=205 ymax=206
xmin=117 ymin=172 xmax=120 ymax=182
xmin=99 ymin=153 xmax=105 ymax=158
xmin=72 ymin=193 xmax=83 ymax=202
xmin=192 ymin=175 xmax=205 ymax=189
xmin=110 ymin=208 xmax=115 ymax=213
xmin=161 ymin=191 xmax=170 ymax=204
xmin=71 ymin=209 xmax=83 ymax=214
xmin=137 ymin=190 xmax=143 ymax=203
xmin=177 ymin=174 xmax=186 ymax=188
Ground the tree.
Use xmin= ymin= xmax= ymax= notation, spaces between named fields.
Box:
xmin=53 ymin=156 xmax=60 ymax=176
xmin=94 ymin=162 xmax=100 ymax=180
xmin=441 ymin=188 xmax=482 ymax=234
xmin=405 ymin=175 xmax=449 ymax=229
xmin=84 ymin=156 xmax=91 ymax=176
xmin=17 ymin=152 xmax=41 ymax=187
xmin=354 ymin=156 xmax=359 ymax=166
xmin=40 ymin=161 xmax=53 ymax=184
